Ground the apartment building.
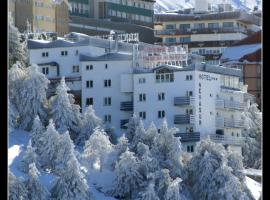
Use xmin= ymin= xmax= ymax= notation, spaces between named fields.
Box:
xmin=221 ymin=31 xmax=261 ymax=109
xmin=154 ymin=10 xmax=261 ymax=65
xmin=14 ymin=0 xmax=69 ymax=36
xmin=27 ymin=32 xmax=250 ymax=153
xmin=69 ymin=0 xmax=155 ymax=25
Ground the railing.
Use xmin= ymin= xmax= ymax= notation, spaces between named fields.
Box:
xmin=174 ymin=115 xmax=195 ymax=124
xmin=216 ymin=116 xmax=245 ymax=128
xmin=120 ymin=101 xmax=133 ymax=111
xmin=174 ymin=97 xmax=195 ymax=106
xmin=175 ymin=132 xmax=200 ymax=142
xmin=216 ymin=99 xmax=245 ymax=110
xmin=120 ymin=119 xmax=129 ymax=129
xmin=204 ymin=134 xmax=244 ymax=146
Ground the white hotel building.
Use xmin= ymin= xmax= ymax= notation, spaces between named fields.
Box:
xmin=27 ymin=32 xmax=252 ymax=153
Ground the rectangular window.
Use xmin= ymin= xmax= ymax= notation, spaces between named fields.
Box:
xmin=86 ymin=80 xmax=93 ymax=88
xmin=139 ymin=111 xmax=146 ymax=119
xmin=104 ymin=97 xmax=112 ymax=106
xmin=42 ymin=52 xmax=49 ymax=57
xmin=86 ymin=65 xmax=93 ymax=70
xmin=158 ymin=92 xmax=165 ymax=101
xmin=42 ymin=67 xmax=49 ymax=75
xmin=208 ymin=23 xmax=219 ymax=29
xmin=72 ymin=65 xmax=79 ymax=73
xmin=190 ymin=146 xmax=194 ymax=152
xmin=187 ymin=146 xmax=190 ymax=152
xmin=139 ymin=93 xmax=146 ymax=102
xmin=104 ymin=115 xmax=111 ymax=123
xmin=158 ymin=110 xmax=165 ymax=118
xmin=166 ymin=24 xmax=176 ymax=29
xmin=61 ymin=51 xmax=68 ymax=56
xmin=194 ymin=23 xmax=205 ymax=30
xmin=86 ymin=97 xmax=93 ymax=106
xmin=139 ymin=77 xmax=146 ymax=84
xmin=105 ymin=64 xmax=108 ymax=69
xmin=186 ymin=91 xmax=193 ymax=97
xmin=222 ymin=22 xmax=234 ymax=28
xmin=104 ymin=80 xmax=111 ymax=87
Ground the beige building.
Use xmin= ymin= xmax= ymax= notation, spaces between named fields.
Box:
xmin=14 ymin=0 xmax=69 ymax=36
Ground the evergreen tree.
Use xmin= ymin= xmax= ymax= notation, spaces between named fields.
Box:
xmin=164 ymin=177 xmax=182 ymax=200
xmin=8 ymin=98 xmax=18 ymax=132
xmin=131 ymin=119 xmax=147 ymax=150
xmin=25 ymin=163 xmax=50 ymax=200
xmin=39 ymin=119 xmax=60 ymax=169
xmin=144 ymin=122 xmax=159 ymax=148
xmin=50 ymin=77 xmax=81 ymax=136
xmin=18 ymin=64 xmax=50 ymax=130
xmin=76 ymin=105 xmax=101 ymax=146
xmin=153 ymin=169 xmax=172 ymax=199
xmin=126 ymin=113 xmax=140 ymax=142
xmin=113 ymin=148 xmax=145 ymax=199
xmin=83 ymin=127 xmax=114 ymax=171
xmin=136 ymin=183 xmax=160 ymax=200
xmin=30 ymin=116 xmax=45 ymax=155
xmin=8 ymin=13 xmax=27 ymax=68
xmin=8 ymin=171 xmax=28 ymax=200
xmin=20 ymin=140 xmax=38 ymax=173
xmin=51 ymin=154 xmax=91 ymax=200
xmin=227 ymin=151 xmax=245 ymax=181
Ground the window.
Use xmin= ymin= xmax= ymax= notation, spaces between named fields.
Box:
xmin=86 ymin=65 xmax=93 ymax=70
xmin=61 ymin=51 xmax=68 ymax=56
xmin=194 ymin=23 xmax=205 ymax=30
xmin=186 ymin=91 xmax=193 ymax=97
xmin=190 ymin=146 xmax=194 ymax=152
xmin=139 ymin=111 xmax=146 ymax=119
xmin=187 ymin=146 xmax=190 ymax=152
xmin=104 ymin=97 xmax=112 ymax=106
xmin=186 ymin=109 xmax=193 ymax=115
xmin=156 ymin=73 xmax=174 ymax=83
xmin=158 ymin=110 xmax=165 ymax=118
xmin=42 ymin=67 xmax=49 ymax=75
xmin=166 ymin=24 xmax=176 ymax=29
xmin=75 ymin=50 xmax=79 ymax=55
xmin=223 ymin=22 xmax=234 ymax=28
xmin=199 ymin=120 xmax=202 ymax=125
xmin=179 ymin=37 xmax=191 ymax=43
xmin=165 ymin=38 xmax=176 ymax=43
xmin=179 ymin=24 xmax=190 ymax=32
xmin=158 ymin=92 xmax=165 ymax=101
xmin=208 ymin=23 xmax=219 ymax=29
xmin=86 ymin=80 xmax=93 ymax=88
xmin=139 ymin=93 xmax=146 ymax=102
xmin=232 ymin=132 xmax=234 ymax=136
xmin=105 ymin=64 xmax=108 ymax=69
xmin=86 ymin=97 xmax=93 ymax=106
xmin=139 ymin=77 xmax=146 ymax=84
xmin=104 ymin=115 xmax=111 ymax=123
xmin=72 ymin=65 xmax=79 ymax=73
xmin=186 ymin=75 xmax=192 ymax=80
xmin=42 ymin=52 xmax=49 ymax=57
xmin=104 ymin=79 xmax=111 ymax=87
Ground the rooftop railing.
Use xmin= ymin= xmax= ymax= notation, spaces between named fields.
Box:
xmin=174 ymin=114 xmax=195 ymax=125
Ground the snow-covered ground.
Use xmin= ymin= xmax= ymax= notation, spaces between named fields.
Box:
xmin=245 ymin=176 xmax=262 ymax=200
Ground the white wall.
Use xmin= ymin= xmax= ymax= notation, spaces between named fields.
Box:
xmin=191 ymin=32 xmax=247 ymax=42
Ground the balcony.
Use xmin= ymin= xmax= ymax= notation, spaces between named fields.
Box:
xmin=204 ymin=134 xmax=244 ymax=146
xmin=216 ymin=116 xmax=245 ymax=128
xmin=174 ymin=97 xmax=195 ymax=106
xmin=120 ymin=119 xmax=129 ymax=129
xmin=120 ymin=101 xmax=133 ymax=111
xmin=174 ymin=115 xmax=195 ymax=125
xmin=175 ymin=132 xmax=200 ymax=142
xmin=216 ymin=99 xmax=245 ymax=111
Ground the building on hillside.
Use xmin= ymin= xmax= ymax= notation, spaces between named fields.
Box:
xmin=154 ymin=10 xmax=261 ymax=65
xmin=27 ymin=32 xmax=252 ymax=153
xmin=14 ymin=0 xmax=69 ymax=36
xmin=220 ymin=31 xmax=261 ymax=109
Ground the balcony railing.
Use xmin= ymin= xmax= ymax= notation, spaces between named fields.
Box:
xmin=216 ymin=116 xmax=245 ymax=128
xmin=120 ymin=119 xmax=129 ymax=129
xmin=204 ymin=134 xmax=244 ymax=146
xmin=174 ymin=97 xmax=195 ymax=106
xmin=120 ymin=101 xmax=133 ymax=111
xmin=216 ymin=99 xmax=245 ymax=110
xmin=175 ymin=132 xmax=200 ymax=142
xmin=174 ymin=115 xmax=195 ymax=124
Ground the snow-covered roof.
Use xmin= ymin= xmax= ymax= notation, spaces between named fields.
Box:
xmin=80 ymin=53 xmax=133 ymax=62
xmin=221 ymin=43 xmax=261 ymax=62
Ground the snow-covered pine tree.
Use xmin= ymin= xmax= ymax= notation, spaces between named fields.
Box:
xmin=8 ymin=98 xmax=18 ymax=132
xmin=144 ymin=122 xmax=159 ymax=148
xmin=51 ymin=154 xmax=91 ymax=200
xmin=151 ymin=119 xmax=182 ymax=177
xmin=30 ymin=116 xmax=45 ymax=155
xmin=164 ymin=177 xmax=182 ymax=200
xmin=113 ymin=148 xmax=145 ymax=199
xmin=83 ymin=127 xmax=114 ymax=171
xmin=136 ymin=183 xmax=160 ymax=200
xmin=115 ymin=134 xmax=129 ymax=156
xmin=152 ymin=169 xmax=172 ymax=199
xmin=50 ymin=77 xmax=81 ymax=136
xmin=131 ymin=119 xmax=147 ymax=151
xmin=227 ymin=151 xmax=245 ymax=181
xmin=126 ymin=113 xmax=140 ymax=142
xmin=8 ymin=171 xmax=28 ymax=200
xmin=25 ymin=163 xmax=50 ymax=200
xmin=242 ymin=103 xmax=262 ymax=169
xmin=76 ymin=105 xmax=102 ymax=146
xmin=8 ymin=12 xmax=27 ymax=68
xmin=20 ymin=140 xmax=38 ymax=173
xmin=39 ymin=119 xmax=60 ymax=169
